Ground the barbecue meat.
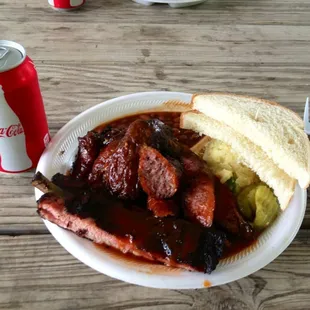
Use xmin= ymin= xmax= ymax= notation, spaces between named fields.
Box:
xmin=71 ymin=131 xmax=101 ymax=180
xmin=107 ymin=137 xmax=140 ymax=199
xmin=214 ymin=179 xmax=254 ymax=240
xmin=72 ymin=127 xmax=124 ymax=182
xmin=88 ymin=140 xmax=120 ymax=187
xmin=96 ymin=120 xmax=154 ymax=199
xmin=148 ymin=119 xmax=183 ymax=155
xmin=126 ymin=119 xmax=154 ymax=145
xmin=76 ymin=119 xmax=205 ymax=198
xmin=184 ymin=173 xmax=215 ymax=227
xmin=180 ymin=151 xmax=206 ymax=177
xmin=139 ymin=146 xmax=182 ymax=199
xmin=37 ymin=182 xmax=225 ymax=273
xmin=99 ymin=126 xmax=125 ymax=148
xmin=52 ymin=173 xmax=88 ymax=193
xmin=147 ymin=197 xmax=179 ymax=217
xmin=148 ymin=119 xmax=207 ymax=176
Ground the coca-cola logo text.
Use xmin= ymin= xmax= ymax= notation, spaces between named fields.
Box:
xmin=0 ymin=124 xmax=24 ymax=138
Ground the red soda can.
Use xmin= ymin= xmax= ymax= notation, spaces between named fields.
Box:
xmin=0 ymin=40 xmax=50 ymax=173
xmin=48 ymin=0 xmax=86 ymax=10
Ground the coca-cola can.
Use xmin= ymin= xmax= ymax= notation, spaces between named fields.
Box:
xmin=48 ymin=0 xmax=86 ymax=10
xmin=0 ymin=40 xmax=50 ymax=173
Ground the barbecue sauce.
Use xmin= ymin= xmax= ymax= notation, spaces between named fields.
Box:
xmin=94 ymin=112 xmax=202 ymax=149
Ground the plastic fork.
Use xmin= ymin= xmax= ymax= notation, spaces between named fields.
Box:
xmin=304 ymin=97 xmax=310 ymax=135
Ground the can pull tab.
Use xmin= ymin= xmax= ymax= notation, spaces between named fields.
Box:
xmin=0 ymin=47 xmax=10 ymax=60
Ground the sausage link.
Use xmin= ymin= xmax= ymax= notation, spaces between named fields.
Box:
xmin=139 ymin=146 xmax=182 ymax=199
xmin=184 ymin=173 xmax=215 ymax=227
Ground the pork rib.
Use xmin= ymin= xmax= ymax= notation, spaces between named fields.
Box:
xmin=34 ymin=173 xmax=225 ymax=273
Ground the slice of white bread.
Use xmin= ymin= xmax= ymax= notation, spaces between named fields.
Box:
xmin=180 ymin=111 xmax=296 ymax=210
xmin=192 ymin=93 xmax=310 ymax=189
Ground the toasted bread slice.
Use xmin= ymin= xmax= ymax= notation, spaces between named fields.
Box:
xmin=181 ymin=111 xmax=296 ymax=210
xmin=191 ymin=93 xmax=310 ymax=188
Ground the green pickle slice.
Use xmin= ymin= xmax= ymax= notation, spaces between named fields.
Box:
xmin=237 ymin=183 xmax=280 ymax=231
xmin=237 ymin=184 xmax=257 ymax=221
xmin=253 ymin=185 xmax=280 ymax=231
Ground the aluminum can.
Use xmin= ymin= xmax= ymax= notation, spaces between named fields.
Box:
xmin=48 ymin=0 xmax=86 ymax=10
xmin=0 ymin=40 xmax=50 ymax=173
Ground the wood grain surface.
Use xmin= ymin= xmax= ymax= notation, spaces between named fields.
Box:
xmin=0 ymin=0 xmax=310 ymax=309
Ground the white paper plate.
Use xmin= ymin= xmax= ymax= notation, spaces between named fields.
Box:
xmin=35 ymin=91 xmax=307 ymax=289
xmin=133 ymin=0 xmax=206 ymax=8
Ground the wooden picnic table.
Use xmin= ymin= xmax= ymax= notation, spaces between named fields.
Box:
xmin=1 ymin=0 xmax=310 ymax=309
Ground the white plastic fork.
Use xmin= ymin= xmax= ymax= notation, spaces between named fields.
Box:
xmin=304 ymin=97 xmax=310 ymax=135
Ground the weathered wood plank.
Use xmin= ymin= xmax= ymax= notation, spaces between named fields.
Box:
xmin=1 ymin=0 xmax=310 ymax=26
xmin=0 ymin=231 xmax=310 ymax=310
xmin=3 ymin=22 xmax=310 ymax=65
xmin=37 ymin=62 xmax=310 ymax=121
